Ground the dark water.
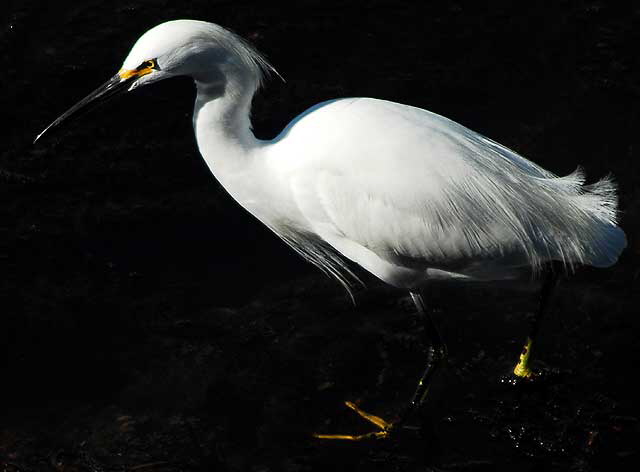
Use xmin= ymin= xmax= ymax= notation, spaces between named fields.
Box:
xmin=1 ymin=1 xmax=639 ymax=471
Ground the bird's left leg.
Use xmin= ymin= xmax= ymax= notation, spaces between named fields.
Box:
xmin=313 ymin=290 xmax=447 ymax=440
xmin=512 ymin=265 xmax=560 ymax=379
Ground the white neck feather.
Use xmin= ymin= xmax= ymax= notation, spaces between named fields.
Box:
xmin=190 ymin=63 xmax=285 ymax=228
xmin=192 ymin=66 xmax=262 ymax=186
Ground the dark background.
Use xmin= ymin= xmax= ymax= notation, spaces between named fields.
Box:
xmin=1 ymin=1 xmax=639 ymax=471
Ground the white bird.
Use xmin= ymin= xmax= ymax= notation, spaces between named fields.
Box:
xmin=35 ymin=20 xmax=627 ymax=440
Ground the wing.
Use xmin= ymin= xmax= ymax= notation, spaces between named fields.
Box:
xmin=273 ymin=98 xmax=621 ymax=284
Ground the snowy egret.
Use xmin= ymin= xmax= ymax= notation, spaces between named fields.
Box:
xmin=35 ymin=20 xmax=627 ymax=440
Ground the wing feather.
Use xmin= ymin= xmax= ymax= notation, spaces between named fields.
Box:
xmin=277 ymin=98 xmax=623 ymax=284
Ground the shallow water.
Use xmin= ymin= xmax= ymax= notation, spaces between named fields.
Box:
xmin=2 ymin=1 xmax=639 ymax=471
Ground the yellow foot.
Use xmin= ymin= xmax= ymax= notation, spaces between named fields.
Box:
xmin=313 ymin=401 xmax=394 ymax=441
xmin=513 ymin=337 xmax=536 ymax=379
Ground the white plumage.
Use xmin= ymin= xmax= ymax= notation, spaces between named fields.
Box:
xmin=262 ymin=97 xmax=624 ymax=293
xmin=37 ymin=20 xmax=627 ymax=297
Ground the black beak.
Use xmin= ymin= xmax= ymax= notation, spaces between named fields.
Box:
xmin=34 ymin=73 xmax=137 ymax=144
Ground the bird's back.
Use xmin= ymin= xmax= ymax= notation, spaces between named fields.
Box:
xmin=264 ymin=98 xmax=626 ymax=289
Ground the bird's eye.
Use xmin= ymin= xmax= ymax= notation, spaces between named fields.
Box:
xmin=137 ymin=59 xmax=157 ymax=71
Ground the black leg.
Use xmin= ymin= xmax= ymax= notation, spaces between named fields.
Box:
xmin=513 ymin=264 xmax=561 ymax=378
xmin=314 ymin=289 xmax=449 ymax=440
xmin=395 ymin=290 xmax=448 ymax=427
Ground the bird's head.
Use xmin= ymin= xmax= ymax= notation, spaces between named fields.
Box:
xmin=34 ymin=19 xmax=276 ymax=143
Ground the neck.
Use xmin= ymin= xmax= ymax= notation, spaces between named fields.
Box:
xmin=191 ymin=67 xmax=273 ymax=215
xmin=193 ymin=71 xmax=261 ymax=178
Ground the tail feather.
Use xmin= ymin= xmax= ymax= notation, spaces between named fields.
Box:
xmin=575 ymin=173 xmax=626 ymax=268
xmin=587 ymin=223 xmax=627 ymax=268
